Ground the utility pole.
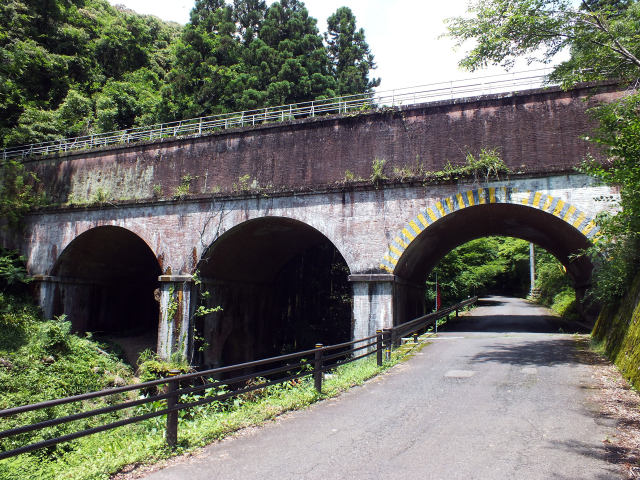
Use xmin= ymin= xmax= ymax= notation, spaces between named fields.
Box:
xmin=435 ymin=271 xmax=439 ymax=311
xmin=529 ymin=243 xmax=536 ymax=296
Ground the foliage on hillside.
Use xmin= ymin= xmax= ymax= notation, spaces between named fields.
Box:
xmin=581 ymin=92 xmax=640 ymax=305
xmin=0 ymin=251 xmax=134 ymax=454
xmin=592 ymin=271 xmax=640 ymax=389
xmin=0 ymin=0 xmax=378 ymax=147
xmin=426 ymin=237 xmax=529 ymax=306
xmin=425 ymin=236 xmax=576 ymax=318
xmin=533 ymin=249 xmax=579 ymax=320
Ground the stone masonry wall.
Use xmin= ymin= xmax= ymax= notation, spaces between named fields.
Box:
xmin=20 ymin=174 xmax=618 ymax=278
xmin=23 ymin=83 xmax=625 ymax=205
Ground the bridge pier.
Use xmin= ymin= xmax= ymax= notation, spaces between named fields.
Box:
xmin=157 ymin=275 xmax=195 ymax=362
xmin=349 ymin=274 xmax=428 ymax=338
xmin=31 ymin=275 xmax=56 ymax=320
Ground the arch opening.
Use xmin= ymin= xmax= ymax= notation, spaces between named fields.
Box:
xmin=51 ymin=226 xmax=161 ymax=363
xmin=395 ymin=203 xmax=592 ymax=287
xmin=390 ymin=203 xmax=595 ymax=325
xmin=195 ymin=217 xmax=351 ymax=368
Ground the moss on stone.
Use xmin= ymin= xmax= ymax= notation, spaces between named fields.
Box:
xmin=592 ymin=273 xmax=640 ymax=389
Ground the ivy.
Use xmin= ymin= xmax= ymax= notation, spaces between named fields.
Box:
xmin=0 ymin=159 xmax=42 ymax=228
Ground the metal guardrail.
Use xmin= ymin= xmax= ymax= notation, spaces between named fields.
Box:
xmin=0 ymin=296 xmax=476 ymax=460
xmin=0 ymin=69 xmax=553 ymax=161
xmin=389 ymin=296 xmax=478 ymax=346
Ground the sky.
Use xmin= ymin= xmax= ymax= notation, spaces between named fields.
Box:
xmin=107 ymin=0 xmax=553 ymax=92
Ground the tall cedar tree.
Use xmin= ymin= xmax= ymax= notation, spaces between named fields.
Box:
xmin=325 ymin=7 xmax=380 ymax=94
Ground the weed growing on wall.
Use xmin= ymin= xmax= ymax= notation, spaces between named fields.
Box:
xmin=370 ymin=158 xmax=387 ymax=183
xmin=173 ymin=175 xmax=194 ymax=199
xmin=0 ymin=158 xmax=42 ymax=227
xmin=429 ymin=148 xmax=509 ymax=183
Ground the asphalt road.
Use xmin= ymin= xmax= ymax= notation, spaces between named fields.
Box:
xmin=144 ymin=296 xmax=618 ymax=480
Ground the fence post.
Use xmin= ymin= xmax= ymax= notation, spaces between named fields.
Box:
xmin=376 ymin=330 xmax=383 ymax=366
xmin=314 ymin=344 xmax=323 ymax=393
xmin=383 ymin=328 xmax=392 ymax=361
xmin=166 ymin=369 xmax=181 ymax=448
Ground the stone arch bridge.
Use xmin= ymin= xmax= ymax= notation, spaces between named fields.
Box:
xmin=5 ymin=82 xmax=622 ymax=366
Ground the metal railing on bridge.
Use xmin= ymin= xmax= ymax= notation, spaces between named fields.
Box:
xmin=0 ymin=68 xmax=554 ymax=161
xmin=0 ymin=296 xmax=477 ymax=459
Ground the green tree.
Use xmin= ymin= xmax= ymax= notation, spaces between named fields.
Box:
xmin=445 ymin=0 xmax=640 ymax=85
xmin=426 ymin=237 xmax=531 ymax=307
xmin=160 ymin=0 xmax=243 ymax=119
xmin=325 ymin=7 xmax=380 ymax=94
xmin=255 ymin=0 xmax=336 ymax=104
xmin=233 ymin=0 xmax=267 ymax=45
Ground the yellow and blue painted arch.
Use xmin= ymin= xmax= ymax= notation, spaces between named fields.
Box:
xmin=380 ymin=187 xmax=599 ymax=274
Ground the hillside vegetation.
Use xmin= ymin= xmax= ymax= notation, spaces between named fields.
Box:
xmin=427 ymin=236 xmax=578 ymax=321
xmin=593 ymin=272 xmax=640 ymax=390
xmin=0 ymin=0 xmax=378 ymax=147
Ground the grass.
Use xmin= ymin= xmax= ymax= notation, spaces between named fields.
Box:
xmin=0 ymin=333 xmax=421 ymax=480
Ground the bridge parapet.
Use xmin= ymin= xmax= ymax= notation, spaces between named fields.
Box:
xmin=20 ymin=82 xmax=624 ymax=207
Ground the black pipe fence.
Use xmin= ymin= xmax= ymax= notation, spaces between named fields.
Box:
xmin=0 ymin=297 xmax=476 ymax=460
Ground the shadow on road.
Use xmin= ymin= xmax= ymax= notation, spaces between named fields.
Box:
xmin=475 ymin=298 xmax=507 ymax=307
xmin=469 ymin=338 xmax=578 ymax=366
xmin=442 ymin=314 xmax=588 ymax=334
xmin=547 ymin=439 xmax=632 ymax=480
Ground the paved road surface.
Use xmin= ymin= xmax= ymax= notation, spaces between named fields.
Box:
xmin=144 ymin=297 xmax=618 ymax=479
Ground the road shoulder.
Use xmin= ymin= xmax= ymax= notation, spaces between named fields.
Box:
xmin=576 ymin=338 xmax=640 ymax=479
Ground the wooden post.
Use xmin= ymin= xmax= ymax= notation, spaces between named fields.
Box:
xmin=314 ymin=344 xmax=323 ymax=393
xmin=165 ymin=369 xmax=181 ymax=448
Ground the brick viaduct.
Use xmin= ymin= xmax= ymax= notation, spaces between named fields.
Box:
xmin=4 ymin=82 xmax=623 ymax=367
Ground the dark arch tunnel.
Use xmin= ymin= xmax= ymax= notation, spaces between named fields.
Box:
xmin=195 ymin=217 xmax=352 ymax=369
xmin=51 ymin=226 xmax=162 ymax=362
xmin=393 ymin=203 xmax=594 ymax=323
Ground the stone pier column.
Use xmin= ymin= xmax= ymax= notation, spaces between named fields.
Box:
xmin=157 ymin=275 xmax=195 ymax=362
xmin=348 ymin=274 xmax=427 ymax=340
xmin=31 ymin=275 xmax=57 ymax=320
xmin=348 ymin=274 xmax=396 ymax=339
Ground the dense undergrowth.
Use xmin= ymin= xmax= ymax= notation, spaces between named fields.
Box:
xmin=0 ymin=334 xmax=393 ymax=480
xmin=0 ymin=292 xmax=134 ymax=455
xmin=592 ymin=272 xmax=640 ymax=391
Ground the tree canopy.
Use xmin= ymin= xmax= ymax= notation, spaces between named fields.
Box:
xmin=0 ymin=0 xmax=379 ymax=147
xmin=446 ymin=0 xmax=640 ymax=85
